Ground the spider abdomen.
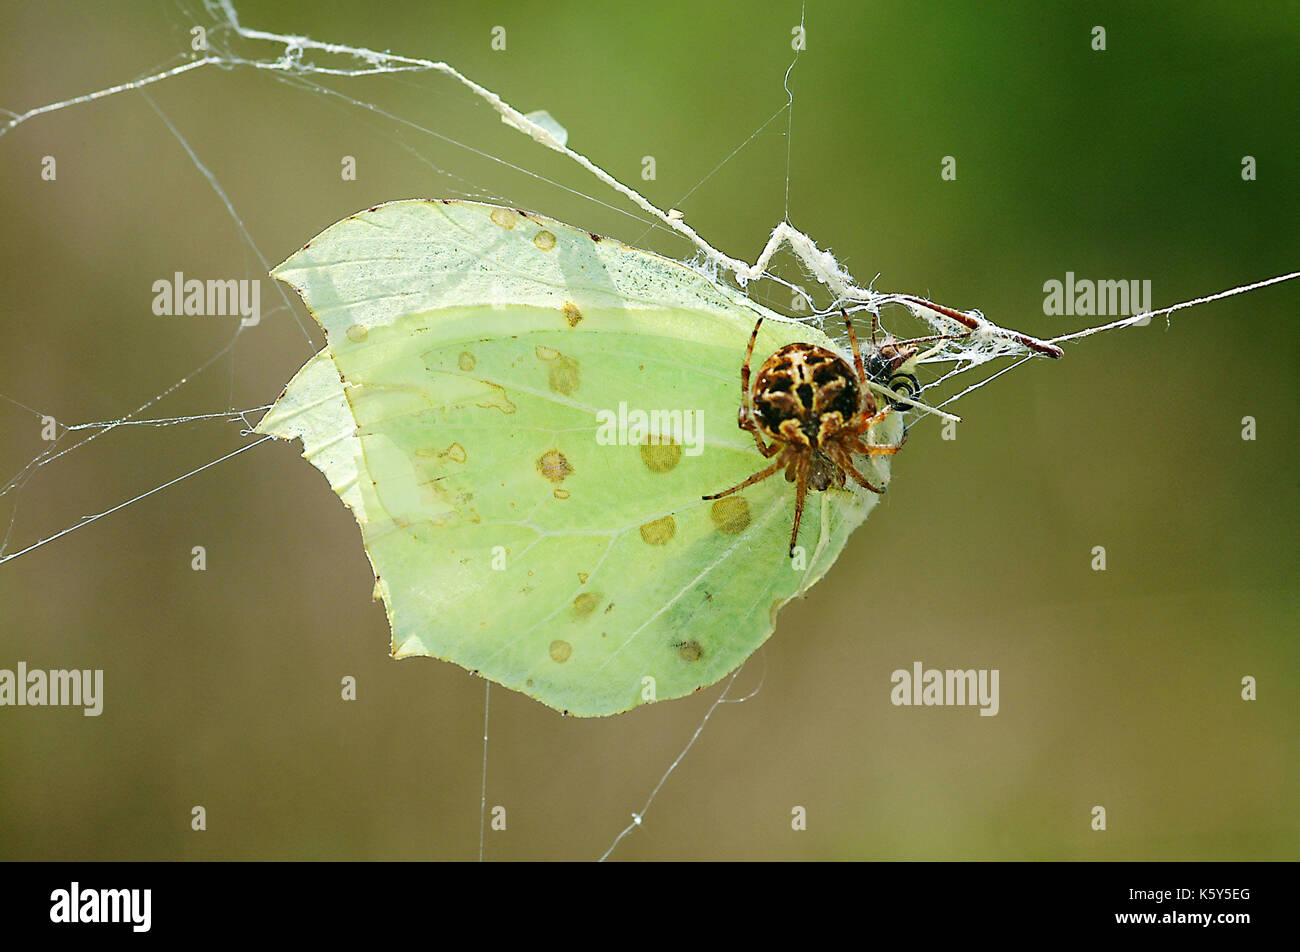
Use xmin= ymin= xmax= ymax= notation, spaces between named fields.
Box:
xmin=752 ymin=343 xmax=859 ymax=447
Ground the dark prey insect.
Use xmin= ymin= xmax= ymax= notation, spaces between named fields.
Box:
xmin=702 ymin=310 xmax=944 ymax=557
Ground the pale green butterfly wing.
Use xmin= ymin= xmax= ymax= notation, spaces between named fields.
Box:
xmin=257 ymin=200 xmax=899 ymax=716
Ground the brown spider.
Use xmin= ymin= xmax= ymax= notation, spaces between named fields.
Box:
xmin=702 ymin=310 xmax=935 ymax=558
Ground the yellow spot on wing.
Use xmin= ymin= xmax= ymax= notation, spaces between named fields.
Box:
xmin=572 ymin=592 xmax=600 ymax=615
xmin=640 ymin=436 xmax=682 ymax=473
xmin=536 ymin=450 xmax=573 ymax=483
xmin=415 ymin=442 xmax=467 ymax=463
xmin=710 ymin=497 xmax=751 ymax=535
xmin=547 ymin=355 xmax=580 ymax=395
xmin=639 ymin=515 xmax=676 ymax=545
xmin=475 ymin=381 xmax=516 ymax=414
xmin=533 ymin=344 xmax=579 ymax=393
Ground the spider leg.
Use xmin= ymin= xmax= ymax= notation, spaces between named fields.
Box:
xmin=846 ymin=385 xmax=905 ymax=462
xmin=848 ymin=403 xmax=894 ymax=436
xmin=739 ymin=410 xmax=779 ymax=457
xmin=841 ymin=309 xmax=867 ymax=387
xmin=851 ymin=437 xmax=902 ymax=457
xmin=739 ymin=314 xmax=764 ymax=399
xmin=737 ymin=315 xmax=777 ymax=457
xmin=701 ymin=449 xmax=789 ymax=501
xmin=840 ymin=309 xmax=881 ymax=421
xmin=787 ymin=453 xmax=811 ymax=557
xmin=852 ymin=405 xmax=909 ymax=455
xmin=890 ymin=331 xmax=971 ymax=348
xmin=825 ymin=442 xmax=885 ymax=493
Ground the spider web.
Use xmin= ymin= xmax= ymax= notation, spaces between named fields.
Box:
xmin=1 ymin=0 xmax=1296 ymax=861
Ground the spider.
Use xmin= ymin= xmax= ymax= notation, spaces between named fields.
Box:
xmin=702 ymin=310 xmax=957 ymax=557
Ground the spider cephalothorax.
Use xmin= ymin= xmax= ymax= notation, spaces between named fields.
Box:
xmin=703 ymin=310 xmax=904 ymax=557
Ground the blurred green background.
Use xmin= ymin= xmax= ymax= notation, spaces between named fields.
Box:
xmin=0 ymin=0 xmax=1295 ymax=860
